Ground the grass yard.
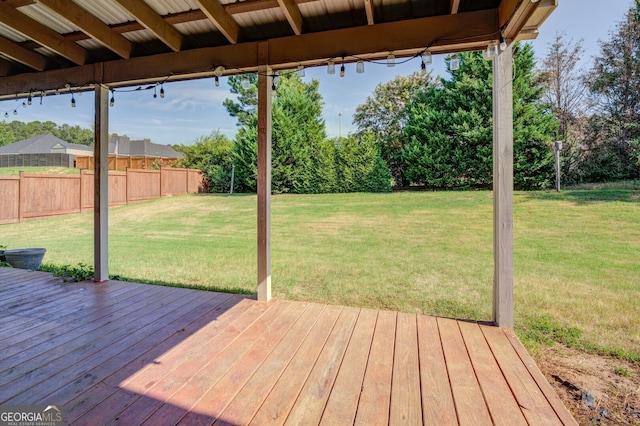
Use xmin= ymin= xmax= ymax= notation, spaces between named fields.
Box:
xmin=1 ymin=190 xmax=638 ymax=362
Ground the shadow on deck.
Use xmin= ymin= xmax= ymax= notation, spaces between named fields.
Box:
xmin=0 ymin=268 xmax=576 ymax=425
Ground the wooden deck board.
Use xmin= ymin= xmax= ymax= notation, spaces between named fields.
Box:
xmin=0 ymin=268 xmax=575 ymax=425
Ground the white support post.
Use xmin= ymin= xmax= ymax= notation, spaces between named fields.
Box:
xmin=492 ymin=44 xmax=514 ymax=328
xmin=94 ymin=84 xmax=109 ymax=282
xmin=257 ymin=42 xmax=272 ymax=302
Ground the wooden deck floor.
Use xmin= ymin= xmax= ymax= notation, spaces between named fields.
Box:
xmin=0 ymin=268 xmax=576 ymax=425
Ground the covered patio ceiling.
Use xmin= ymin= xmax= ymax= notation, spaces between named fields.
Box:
xmin=0 ymin=0 xmax=557 ymax=97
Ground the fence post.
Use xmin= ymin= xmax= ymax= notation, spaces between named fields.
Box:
xmin=18 ymin=171 xmax=24 ymax=222
xmin=125 ymin=167 xmax=130 ymax=205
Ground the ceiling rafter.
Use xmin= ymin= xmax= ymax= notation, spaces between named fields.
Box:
xmin=0 ymin=9 xmax=498 ymax=98
xmin=193 ymin=0 xmax=240 ymax=44
xmin=0 ymin=35 xmax=47 ymax=71
xmin=113 ymin=0 xmax=184 ymax=52
xmin=0 ymin=1 xmax=87 ymax=65
xmin=35 ymin=0 xmax=133 ymax=59
xmin=364 ymin=0 xmax=375 ymax=25
xmin=450 ymin=0 xmax=460 ymax=14
xmin=277 ymin=0 xmax=304 ymax=35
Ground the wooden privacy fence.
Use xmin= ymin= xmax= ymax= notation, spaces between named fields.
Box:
xmin=0 ymin=167 xmax=206 ymax=224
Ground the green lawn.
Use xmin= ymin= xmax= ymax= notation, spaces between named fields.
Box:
xmin=1 ymin=190 xmax=638 ymax=362
xmin=0 ymin=166 xmax=80 ymax=175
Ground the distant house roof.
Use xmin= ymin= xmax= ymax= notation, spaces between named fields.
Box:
xmin=0 ymin=134 xmax=93 ymax=155
xmin=109 ymin=136 xmax=184 ymax=158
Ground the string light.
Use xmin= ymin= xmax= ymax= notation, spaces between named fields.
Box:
xmin=484 ymin=41 xmax=497 ymax=60
xmin=159 ymin=84 xmax=165 ymax=98
xmin=356 ymin=60 xmax=365 ymax=74
xmin=13 ymin=109 xmax=17 ymax=115
xmin=213 ymin=65 xmax=224 ymax=87
xmin=153 ymin=86 xmax=157 ymax=98
xmin=21 ymin=101 xmax=27 ymax=108
xmin=214 ymin=76 xmax=220 ymax=87
xmin=3 ymin=112 xmax=8 ymax=118
xmin=422 ymin=51 xmax=432 ymax=65
xmin=386 ymin=53 xmax=395 ymax=67
xmin=327 ymin=60 xmax=335 ymax=75
xmin=109 ymin=90 xmax=115 ymax=107
xmin=499 ymin=34 xmax=507 ymax=51
xmin=449 ymin=54 xmax=460 ymax=71
xmin=27 ymin=93 xmax=32 ymax=106
xmin=340 ymin=57 xmax=345 ymax=77
xmin=421 ymin=61 xmax=426 ymax=76
xmin=241 ymin=76 xmax=250 ymax=89
xmin=297 ymin=65 xmax=305 ymax=77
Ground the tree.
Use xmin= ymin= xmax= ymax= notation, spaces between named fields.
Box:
xmin=174 ymin=130 xmax=234 ymax=192
xmin=226 ymin=72 xmax=327 ymax=193
xmin=402 ymin=44 xmax=557 ymax=190
xmin=584 ymin=1 xmax=640 ymax=181
xmin=353 ymin=73 xmax=434 ymax=187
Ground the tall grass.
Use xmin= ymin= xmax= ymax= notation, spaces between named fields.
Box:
xmin=1 ymin=190 xmax=638 ymax=361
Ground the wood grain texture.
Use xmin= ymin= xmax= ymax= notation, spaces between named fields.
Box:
xmin=0 ymin=269 xmax=575 ymax=425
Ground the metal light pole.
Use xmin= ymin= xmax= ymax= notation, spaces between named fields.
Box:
xmin=554 ymin=141 xmax=562 ymax=192
xmin=338 ymin=112 xmax=342 ymax=139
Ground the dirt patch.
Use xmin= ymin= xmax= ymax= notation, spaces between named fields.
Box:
xmin=534 ymin=345 xmax=640 ymax=425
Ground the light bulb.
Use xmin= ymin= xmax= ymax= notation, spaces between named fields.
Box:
xmin=340 ymin=64 xmax=345 ymax=78
xmin=327 ymin=60 xmax=335 ymax=75
xmin=297 ymin=65 xmax=305 ymax=77
xmin=4 ymin=112 xmax=8 ymax=118
xmin=13 ymin=109 xmax=17 ymax=115
xmin=273 ymin=72 xmax=280 ymax=85
xmin=499 ymin=35 xmax=507 ymax=51
xmin=449 ymin=54 xmax=460 ymax=71
xmin=159 ymin=86 xmax=165 ymax=98
xmin=356 ymin=60 xmax=365 ymax=74
xmin=421 ymin=61 xmax=426 ymax=76
xmin=241 ymin=76 xmax=250 ymax=89
xmin=110 ymin=96 xmax=115 ymax=107
xmin=27 ymin=95 xmax=32 ymax=106
xmin=387 ymin=53 xmax=395 ymax=67
xmin=422 ymin=51 xmax=432 ymax=65
xmin=215 ymin=76 xmax=220 ymax=87
xmin=484 ymin=41 xmax=497 ymax=60
xmin=22 ymin=101 xmax=27 ymax=108
xmin=71 ymin=96 xmax=76 ymax=107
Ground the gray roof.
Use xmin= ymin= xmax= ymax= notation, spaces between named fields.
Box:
xmin=109 ymin=137 xmax=184 ymax=158
xmin=0 ymin=134 xmax=93 ymax=155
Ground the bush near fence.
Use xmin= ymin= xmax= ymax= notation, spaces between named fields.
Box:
xmin=0 ymin=167 xmax=206 ymax=224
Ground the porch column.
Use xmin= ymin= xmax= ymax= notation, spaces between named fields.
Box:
xmin=94 ymin=84 xmax=109 ymax=282
xmin=257 ymin=42 xmax=272 ymax=302
xmin=492 ymin=43 xmax=514 ymax=328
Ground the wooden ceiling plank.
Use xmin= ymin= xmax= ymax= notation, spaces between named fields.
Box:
xmin=277 ymin=0 xmax=304 ymax=35
xmin=0 ymin=35 xmax=47 ymax=71
xmin=450 ymin=0 xmax=460 ymax=14
xmin=113 ymin=0 xmax=183 ymax=52
xmin=35 ymin=0 xmax=133 ymax=59
xmin=193 ymin=0 xmax=240 ymax=44
xmin=0 ymin=1 xmax=87 ymax=65
xmin=364 ymin=0 xmax=375 ymax=25
xmin=0 ymin=9 xmax=498 ymax=98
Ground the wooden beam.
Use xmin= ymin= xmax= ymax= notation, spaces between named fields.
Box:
xmin=492 ymin=44 xmax=514 ymax=329
xmin=450 ymin=0 xmax=460 ymax=14
xmin=501 ymin=0 xmax=541 ymax=42
xmin=0 ymin=35 xmax=47 ymax=71
xmin=0 ymin=1 xmax=87 ymax=65
xmin=35 ymin=0 xmax=133 ymax=59
xmin=193 ymin=0 xmax=240 ymax=44
xmin=364 ymin=0 xmax=375 ymax=25
xmin=277 ymin=0 xmax=304 ymax=35
xmin=94 ymin=82 xmax=109 ymax=282
xmin=113 ymin=0 xmax=183 ymax=52
xmin=0 ymin=10 xmax=498 ymax=97
xmin=257 ymin=41 xmax=272 ymax=302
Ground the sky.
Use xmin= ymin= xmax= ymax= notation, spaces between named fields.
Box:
xmin=0 ymin=0 xmax=634 ymax=146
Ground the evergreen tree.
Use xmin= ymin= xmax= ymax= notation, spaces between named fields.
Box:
xmin=353 ymin=73 xmax=434 ymax=187
xmin=226 ymin=72 xmax=327 ymax=193
xmin=402 ymin=43 xmax=556 ymax=190
xmin=584 ymin=1 xmax=640 ymax=181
